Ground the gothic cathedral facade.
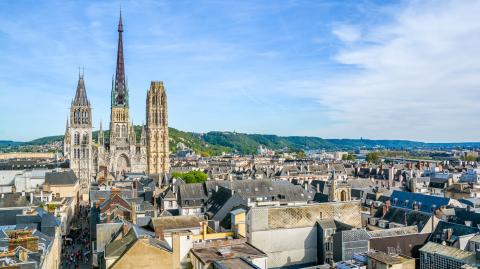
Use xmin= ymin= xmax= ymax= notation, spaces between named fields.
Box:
xmin=64 ymin=13 xmax=170 ymax=194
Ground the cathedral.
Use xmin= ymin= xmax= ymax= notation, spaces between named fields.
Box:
xmin=64 ymin=13 xmax=170 ymax=196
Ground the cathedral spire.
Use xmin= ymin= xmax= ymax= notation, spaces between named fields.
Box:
xmin=114 ymin=10 xmax=127 ymax=106
xmin=72 ymin=72 xmax=90 ymax=106
xmin=99 ymin=120 xmax=105 ymax=146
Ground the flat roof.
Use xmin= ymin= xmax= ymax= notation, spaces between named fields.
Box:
xmin=191 ymin=240 xmax=266 ymax=264
xmin=367 ymin=251 xmax=413 ymax=265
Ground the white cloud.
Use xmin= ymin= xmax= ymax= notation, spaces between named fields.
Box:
xmin=332 ymin=24 xmax=361 ymax=43
xmin=309 ymin=0 xmax=480 ymax=142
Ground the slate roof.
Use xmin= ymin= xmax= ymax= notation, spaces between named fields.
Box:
xmin=390 ymin=190 xmax=453 ymax=212
xmin=429 ymin=221 xmax=479 ymax=245
xmin=177 ymin=183 xmax=208 ymax=207
xmin=44 ymin=169 xmax=78 ymax=185
xmin=0 ymin=193 xmax=40 ymax=208
xmin=377 ymin=206 xmax=432 ymax=231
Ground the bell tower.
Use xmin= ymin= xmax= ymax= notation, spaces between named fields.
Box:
xmin=146 ymin=81 xmax=170 ymax=177
xmin=65 ymin=72 xmax=92 ymax=195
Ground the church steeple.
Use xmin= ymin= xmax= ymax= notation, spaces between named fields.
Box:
xmin=72 ymin=72 xmax=90 ymax=107
xmin=113 ymin=10 xmax=127 ymax=107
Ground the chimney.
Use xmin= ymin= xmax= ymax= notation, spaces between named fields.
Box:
xmin=29 ymin=192 xmax=33 ymax=204
xmin=106 ymin=208 xmax=111 ymax=223
xmin=447 ymin=228 xmax=453 ymax=240
xmin=316 ymin=183 xmax=320 ymax=193
xmin=382 ymin=200 xmax=391 ymax=217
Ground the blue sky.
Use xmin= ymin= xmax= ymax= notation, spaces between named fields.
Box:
xmin=1 ymin=0 xmax=479 ymax=142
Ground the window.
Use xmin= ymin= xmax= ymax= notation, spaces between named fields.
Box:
xmin=74 ymin=132 xmax=80 ymax=145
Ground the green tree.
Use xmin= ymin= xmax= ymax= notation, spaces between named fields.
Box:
xmin=462 ymin=155 xmax=477 ymax=162
xmin=366 ymin=152 xmax=381 ymax=163
xmin=342 ymin=153 xmax=356 ymax=161
xmin=171 ymin=170 xmax=208 ymax=184
xmin=296 ymin=150 xmax=306 ymax=158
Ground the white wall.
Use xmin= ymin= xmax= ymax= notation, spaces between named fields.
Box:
xmin=249 ymin=227 xmax=317 ymax=268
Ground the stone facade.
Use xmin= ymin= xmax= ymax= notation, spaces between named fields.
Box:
xmin=146 ymin=81 xmax=170 ymax=176
xmin=64 ymin=73 xmax=93 ymax=195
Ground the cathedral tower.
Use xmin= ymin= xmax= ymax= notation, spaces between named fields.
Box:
xmin=146 ymin=81 xmax=170 ymax=176
xmin=65 ymin=72 xmax=93 ymax=194
xmin=109 ymin=12 xmax=131 ymax=149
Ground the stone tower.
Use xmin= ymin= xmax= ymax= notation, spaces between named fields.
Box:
xmin=328 ymin=169 xmax=352 ymax=202
xmin=64 ymin=73 xmax=93 ymax=194
xmin=146 ymin=81 xmax=170 ymax=177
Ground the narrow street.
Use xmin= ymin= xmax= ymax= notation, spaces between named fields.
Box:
xmin=61 ymin=205 xmax=91 ymax=269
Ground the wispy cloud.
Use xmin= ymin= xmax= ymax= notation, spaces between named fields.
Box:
xmin=313 ymin=0 xmax=480 ymax=141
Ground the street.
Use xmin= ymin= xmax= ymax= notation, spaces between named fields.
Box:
xmin=61 ymin=205 xmax=91 ymax=269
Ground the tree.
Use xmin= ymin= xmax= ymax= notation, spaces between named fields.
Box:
xmin=171 ymin=170 xmax=208 ymax=184
xmin=462 ymin=155 xmax=477 ymax=162
xmin=366 ymin=152 xmax=381 ymax=163
xmin=342 ymin=153 xmax=356 ymax=161
xmin=296 ymin=150 xmax=306 ymax=158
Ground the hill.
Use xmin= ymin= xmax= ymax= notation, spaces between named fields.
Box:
xmin=2 ymin=127 xmax=480 ymax=155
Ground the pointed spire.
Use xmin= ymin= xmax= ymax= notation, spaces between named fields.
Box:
xmin=140 ymin=123 xmax=146 ymax=146
xmin=118 ymin=8 xmax=123 ymax=32
xmin=72 ymin=72 xmax=90 ymax=106
xmin=65 ymin=116 xmax=70 ymax=135
xmin=114 ymin=9 xmax=127 ymax=106
xmin=99 ymin=120 xmax=104 ymax=146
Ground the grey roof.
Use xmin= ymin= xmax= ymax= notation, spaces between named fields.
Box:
xmin=317 ymin=219 xmax=337 ymax=230
xmin=0 ymin=193 xmax=40 ymax=208
xmin=378 ymin=206 xmax=432 ymax=231
xmin=45 ymin=169 xmax=78 ymax=185
xmin=339 ymin=229 xmax=371 ymax=242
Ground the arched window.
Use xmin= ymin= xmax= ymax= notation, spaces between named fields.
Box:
xmin=83 ymin=134 xmax=89 ymax=144
xmin=116 ymin=125 xmax=120 ymax=136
